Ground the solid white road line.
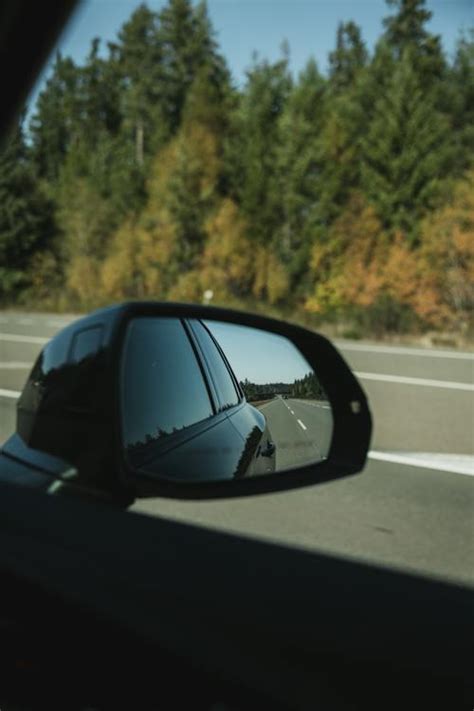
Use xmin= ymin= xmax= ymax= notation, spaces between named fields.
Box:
xmin=369 ymin=451 xmax=474 ymax=477
xmin=47 ymin=319 xmax=71 ymax=328
xmin=0 ymin=388 xmax=20 ymax=399
xmin=0 ymin=332 xmax=49 ymax=345
xmin=337 ymin=342 xmax=474 ymax=360
xmin=297 ymin=419 xmax=307 ymax=431
xmin=0 ymin=362 xmax=31 ymax=369
xmin=355 ymin=371 xmax=474 ymax=392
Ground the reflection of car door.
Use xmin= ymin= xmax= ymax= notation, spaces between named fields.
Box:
xmin=187 ymin=321 xmax=275 ymax=476
xmin=122 ymin=317 xmax=250 ymax=481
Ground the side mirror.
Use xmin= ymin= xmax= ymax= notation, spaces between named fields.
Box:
xmin=12 ymin=302 xmax=372 ymax=503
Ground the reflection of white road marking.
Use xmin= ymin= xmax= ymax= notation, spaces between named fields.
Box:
xmin=0 ymin=332 xmax=49 ymax=345
xmin=0 ymin=388 xmax=20 ymax=399
xmin=369 ymin=451 xmax=474 ymax=477
xmin=356 ymin=371 xmax=474 ymax=392
xmin=297 ymin=419 xmax=307 ymax=431
xmin=0 ymin=362 xmax=31 ymax=369
xmin=337 ymin=342 xmax=474 ymax=360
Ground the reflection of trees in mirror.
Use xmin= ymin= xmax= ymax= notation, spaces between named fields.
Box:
xmin=240 ymin=379 xmax=292 ymax=402
xmin=291 ymin=372 xmax=327 ymax=401
xmin=126 ymin=423 xmax=187 ymax=455
xmin=23 ymin=350 xmax=107 ymax=415
xmin=241 ymin=371 xmax=327 ymax=402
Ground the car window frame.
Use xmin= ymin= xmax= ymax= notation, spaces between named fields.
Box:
xmin=185 ymin=319 xmax=244 ymax=413
xmin=120 ymin=316 xmax=226 ymax=456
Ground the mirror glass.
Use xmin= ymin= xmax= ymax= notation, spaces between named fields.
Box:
xmin=120 ymin=317 xmax=333 ymax=483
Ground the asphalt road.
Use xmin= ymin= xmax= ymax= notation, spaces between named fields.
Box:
xmin=0 ymin=311 xmax=473 ymax=586
xmin=257 ymin=397 xmax=333 ymax=470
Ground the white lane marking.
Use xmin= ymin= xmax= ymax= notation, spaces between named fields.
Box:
xmin=0 ymin=332 xmax=49 ymax=345
xmin=290 ymin=409 xmax=295 ymax=415
xmin=47 ymin=319 xmax=71 ymax=328
xmin=0 ymin=362 xmax=31 ymax=369
xmin=355 ymin=371 xmax=474 ymax=392
xmin=336 ymin=341 xmax=474 ymax=360
xmin=0 ymin=388 xmax=20 ymax=399
xmin=297 ymin=419 xmax=307 ymax=431
xmin=369 ymin=451 xmax=474 ymax=477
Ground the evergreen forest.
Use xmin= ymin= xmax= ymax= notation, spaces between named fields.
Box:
xmin=1 ymin=0 xmax=473 ymax=338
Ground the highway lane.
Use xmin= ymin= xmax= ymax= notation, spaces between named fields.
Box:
xmin=0 ymin=312 xmax=473 ymax=585
xmin=257 ymin=397 xmax=333 ymax=470
xmin=133 ymin=457 xmax=474 ymax=587
xmin=335 ymin=339 xmax=474 ymax=384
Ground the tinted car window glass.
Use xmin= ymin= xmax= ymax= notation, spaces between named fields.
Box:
xmin=71 ymin=326 xmax=103 ymax=363
xmin=122 ymin=318 xmax=214 ymax=448
xmin=190 ymin=321 xmax=240 ymax=410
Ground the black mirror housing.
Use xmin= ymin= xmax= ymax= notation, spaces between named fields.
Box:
xmin=12 ymin=302 xmax=372 ymax=503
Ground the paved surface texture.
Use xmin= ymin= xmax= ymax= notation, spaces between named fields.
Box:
xmin=257 ymin=397 xmax=333 ymax=470
xmin=0 ymin=311 xmax=473 ymax=586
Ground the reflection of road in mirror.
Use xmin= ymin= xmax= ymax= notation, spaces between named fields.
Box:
xmin=256 ymin=396 xmax=333 ymax=471
xmin=205 ymin=321 xmax=333 ymax=471
xmin=122 ymin=317 xmax=333 ymax=483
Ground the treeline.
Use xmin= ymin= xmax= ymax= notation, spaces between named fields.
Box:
xmin=1 ymin=0 xmax=473 ymax=336
xmin=291 ymin=372 xmax=326 ymax=400
xmin=240 ymin=373 xmax=325 ymax=401
xmin=241 ymin=380 xmax=292 ymax=401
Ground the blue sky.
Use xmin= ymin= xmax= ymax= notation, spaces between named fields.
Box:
xmin=27 ymin=0 xmax=473 ymax=117
xmin=205 ymin=321 xmax=313 ymax=384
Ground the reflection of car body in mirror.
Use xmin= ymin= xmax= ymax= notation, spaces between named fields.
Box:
xmin=122 ymin=318 xmax=276 ymax=481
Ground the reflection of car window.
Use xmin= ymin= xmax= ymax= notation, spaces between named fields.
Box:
xmin=122 ymin=318 xmax=214 ymax=448
xmin=190 ymin=321 xmax=240 ymax=411
xmin=71 ymin=326 xmax=102 ymax=363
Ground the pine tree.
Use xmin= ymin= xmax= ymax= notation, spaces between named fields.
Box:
xmin=29 ymin=53 xmax=82 ymax=181
xmin=115 ymin=4 xmax=165 ymax=164
xmin=0 ymin=124 xmax=54 ymax=298
xmin=328 ymin=21 xmax=368 ymax=94
xmin=233 ymin=55 xmax=291 ymax=247
xmin=81 ymin=38 xmax=122 ymax=141
xmin=157 ymin=0 xmax=229 ymax=134
xmin=360 ymin=48 xmax=451 ymax=238
xmin=275 ymin=58 xmax=327 ymax=291
xmin=448 ymin=32 xmax=474 ymax=171
xmin=382 ymin=0 xmax=445 ymax=84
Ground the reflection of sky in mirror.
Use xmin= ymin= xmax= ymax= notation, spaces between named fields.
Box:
xmin=205 ymin=321 xmax=313 ymax=384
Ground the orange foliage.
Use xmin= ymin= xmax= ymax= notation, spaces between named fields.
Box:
xmin=67 ymin=255 xmax=101 ymax=305
xmin=306 ymin=175 xmax=474 ymax=332
xmin=306 ymin=192 xmax=387 ymax=313
xmin=416 ymin=171 xmax=474 ymax=329
xmin=200 ymin=198 xmax=254 ymax=298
